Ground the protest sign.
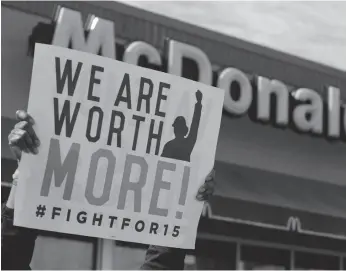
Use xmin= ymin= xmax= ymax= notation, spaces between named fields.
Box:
xmin=14 ymin=43 xmax=224 ymax=249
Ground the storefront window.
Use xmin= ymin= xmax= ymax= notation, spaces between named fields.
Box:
xmin=111 ymin=240 xmax=236 ymax=270
xmin=112 ymin=241 xmax=147 ymax=270
xmin=193 ymin=239 xmax=237 ymax=269
xmin=30 ymin=236 xmax=95 ymax=269
xmin=112 ymin=239 xmax=237 ymax=270
xmin=294 ymin=251 xmax=339 ymax=270
xmin=239 ymin=244 xmax=290 ymax=270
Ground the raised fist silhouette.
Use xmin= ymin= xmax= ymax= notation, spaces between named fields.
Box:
xmin=196 ymin=90 xmax=203 ymax=103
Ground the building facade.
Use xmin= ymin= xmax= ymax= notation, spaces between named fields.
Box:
xmin=1 ymin=1 xmax=346 ymax=269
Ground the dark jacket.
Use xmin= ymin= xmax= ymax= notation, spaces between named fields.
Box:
xmin=1 ymin=204 xmax=186 ymax=270
xmin=1 ymin=205 xmax=38 ymax=270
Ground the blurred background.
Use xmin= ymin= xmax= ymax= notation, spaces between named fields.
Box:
xmin=125 ymin=1 xmax=346 ymax=71
xmin=1 ymin=1 xmax=346 ymax=270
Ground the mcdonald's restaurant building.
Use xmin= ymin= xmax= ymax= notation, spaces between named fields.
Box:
xmin=1 ymin=1 xmax=346 ymax=270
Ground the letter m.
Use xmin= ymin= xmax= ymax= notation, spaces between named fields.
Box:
xmin=52 ymin=7 xmax=116 ymax=59
xmin=287 ymin=216 xmax=302 ymax=232
xmin=41 ymin=138 xmax=80 ymax=200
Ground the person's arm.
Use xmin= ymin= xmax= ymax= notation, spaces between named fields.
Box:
xmin=2 ymin=110 xmax=40 ymax=270
xmin=186 ymin=91 xmax=202 ymax=146
xmin=2 ymin=172 xmax=38 ymax=270
xmin=140 ymin=169 xmax=215 ymax=270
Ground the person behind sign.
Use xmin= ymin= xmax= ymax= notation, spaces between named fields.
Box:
xmin=2 ymin=110 xmax=215 ymax=270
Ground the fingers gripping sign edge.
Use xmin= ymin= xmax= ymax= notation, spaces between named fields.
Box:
xmin=16 ymin=110 xmax=40 ymax=147
xmin=16 ymin=110 xmax=35 ymax=125
xmin=13 ymin=122 xmax=38 ymax=154
xmin=196 ymin=168 xmax=216 ymax=202
xmin=8 ymin=111 xmax=40 ymax=160
xmin=9 ymin=129 xmax=31 ymax=154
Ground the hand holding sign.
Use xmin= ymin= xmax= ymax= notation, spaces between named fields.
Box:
xmin=8 ymin=110 xmax=40 ymax=160
xmin=196 ymin=169 xmax=215 ymax=201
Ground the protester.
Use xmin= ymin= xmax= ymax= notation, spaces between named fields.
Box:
xmin=2 ymin=110 xmax=215 ymax=270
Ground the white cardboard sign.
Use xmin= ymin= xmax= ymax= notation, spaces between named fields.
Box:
xmin=14 ymin=44 xmax=224 ymax=249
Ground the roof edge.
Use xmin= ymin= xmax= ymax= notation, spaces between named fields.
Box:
xmin=92 ymin=1 xmax=346 ymax=79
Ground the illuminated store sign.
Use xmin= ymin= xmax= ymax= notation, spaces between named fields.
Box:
xmin=48 ymin=7 xmax=345 ymax=141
